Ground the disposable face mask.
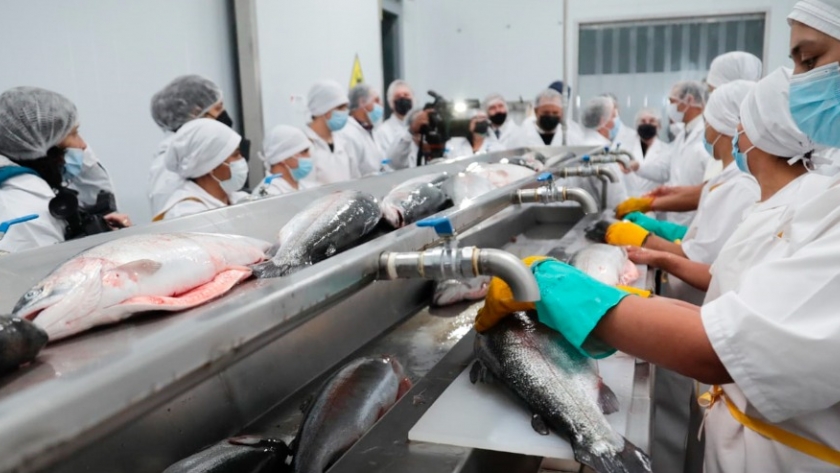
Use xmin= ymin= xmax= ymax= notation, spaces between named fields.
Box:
xmin=667 ymin=102 xmax=685 ymax=124
xmin=732 ymin=132 xmax=754 ymax=174
xmin=489 ymin=112 xmax=507 ymax=126
xmin=790 ymin=62 xmax=840 ymax=148
xmin=393 ymin=97 xmax=413 ymax=116
xmin=367 ymin=104 xmax=384 ymax=124
xmin=214 ymin=158 xmax=249 ymax=194
xmin=538 ymin=115 xmax=560 ymax=132
xmin=608 ymin=122 xmax=619 ymax=141
xmin=702 ymin=131 xmax=721 ymax=158
xmin=216 ymin=109 xmax=234 ymax=128
xmin=63 ymin=148 xmax=85 ymax=178
xmin=290 ymin=157 xmax=313 ymax=181
xmin=637 ymin=123 xmax=657 ymax=140
xmin=327 ymin=109 xmax=349 ymax=131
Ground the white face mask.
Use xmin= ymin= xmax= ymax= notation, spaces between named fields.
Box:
xmin=667 ymin=102 xmax=685 ymax=124
xmin=214 ymin=158 xmax=249 ymax=195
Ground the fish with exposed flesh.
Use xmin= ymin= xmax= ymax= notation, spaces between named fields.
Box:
xmin=431 ymin=277 xmax=491 ymax=307
xmin=381 ymin=173 xmax=450 ymax=228
xmin=569 ymin=244 xmax=639 ymax=286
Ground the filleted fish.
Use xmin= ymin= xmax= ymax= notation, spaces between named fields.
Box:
xmin=381 ymin=173 xmax=450 ymax=228
xmin=568 ymin=244 xmax=639 ymax=286
xmin=251 ymin=190 xmax=382 ymax=278
xmin=12 ymin=233 xmax=271 ymax=340
xmin=473 ymin=313 xmax=651 ymax=473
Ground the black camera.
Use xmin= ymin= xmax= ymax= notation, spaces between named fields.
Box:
xmin=417 ymin=91 xmax=476 ymax=165
xmin=49 ymin=189 xmax=118 ymax=241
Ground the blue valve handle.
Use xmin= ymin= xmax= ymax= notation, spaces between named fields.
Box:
xmin=537 ymin=172 xmax=554 ymax=182
xmin=581 ymin=154 xmax=591 ymax=162
xmin=416 ymin=216 xmax=455 ymax=237
xmin=0 ymin=214 xmax=39 ymax=236
xmin=263 ymin=173 xmax=283 ymax=185
xmin=603 ymin=146 xmax=610 ymax=152
xmin=381 ymin=159 xmax=391 ymax=164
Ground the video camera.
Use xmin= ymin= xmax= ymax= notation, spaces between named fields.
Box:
xmin=417 ymin=91 xmax=473 ymax=165
xmin=49 ymin=189 xmax=119 ymax=241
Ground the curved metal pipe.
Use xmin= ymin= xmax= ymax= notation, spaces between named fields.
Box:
xmin=588 ymin=154 xmax=632 ymax=169
xmin=561 ymin=187 xmax=599 ymax=214
xmin=477 ymin=249 xmax=541 ymax=302
xmin=514 ymin=186 xmax=598 ymax=214
xmin=595 ymin=165 xmax=619 ymax=183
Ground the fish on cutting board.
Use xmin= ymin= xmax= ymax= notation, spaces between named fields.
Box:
xmin=12 ymin=233 xmax=271 ymax=341
xmin=431 ymin=277 xmax=491 ymax=307
xmin=0 ymin=315 xmax=48 ymax=373
xmin=568 ymin=244 xmax=639 ymax=286
xmin=381 ymin=173 xmax=451 ymax=228
xmin=291 ymin=355 xmax=412 ymax=473
xmin=473 ymin=313 xmax=651 ymax=473
xmin=163 ymin=436 xmax=289 ymax=473
xmin=251 ymin=190 xmax=382 ymax=278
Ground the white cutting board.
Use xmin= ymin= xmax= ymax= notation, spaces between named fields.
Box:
xmin=408 ymin=353 xmax=636 ymax=463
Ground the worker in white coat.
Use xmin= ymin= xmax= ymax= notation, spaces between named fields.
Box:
xmin=154 ymin=119 xmax=248 ymax=221
xmin=251 ymin=125 xmax=315 ymax=198
xmin=303 ymin=80 xmax=356 ymax=186
xmin=149 ymin=75 xmax=235 ymax=216
xmin=511 ymin=88 xmax=584 ymax=148
xmin=373 ymin=79 xmax=414 ymax=157
xmin=341 ymin=83 xmax=385 ymax=177
xmin=601 ymin=93 xmax=641 ymax=160
xmin=578 ymin=96 xmax=628 ymax=210
xmin=621 ymin=108 xmax=671 ymax=196
xmin=483 ymin=93 xmax=519 ymax=148
xmin=444 ymin=110 xmax=503 ymax=158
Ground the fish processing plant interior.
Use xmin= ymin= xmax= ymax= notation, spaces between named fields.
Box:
xmin=0 ymin=147 xmax=655 ymax=473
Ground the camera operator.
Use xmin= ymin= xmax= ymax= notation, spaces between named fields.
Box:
xmin=0 ymin=87 xmax=131 ymax=253
xmin=382 ymin=108 xmax=428 ymax=170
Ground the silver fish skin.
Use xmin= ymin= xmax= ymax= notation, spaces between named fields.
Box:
xmin=431 ymin=276 xmax=491 ymax=307
xmin=568 ymin=244 xmax=640 ymax=286
xmin=0 ymin=316 xmax=48 ymax=373
xmin=473 ymin=313 xmax=651 ymax=473
xmin=444 ymin=172 xmax=497 ymax=207
xmin=292 ymin=355 xmax=411 ymax=473
xmin=252 ymin=191 xmax=382 ymax=278
xmin=163 ymin=436 xmax=288 ymax=473
xmin=381 ymin=173 xmax=450 ymax=228
xmin=12 ymin=233 xmax=271 ymax=340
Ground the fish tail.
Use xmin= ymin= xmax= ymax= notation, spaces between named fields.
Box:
xmin=574 ymin=437 xmax=652 ymax=473
xmin=249 ymin=260 xmax=294 ymax=279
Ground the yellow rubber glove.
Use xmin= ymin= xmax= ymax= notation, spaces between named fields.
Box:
xmin=615 ymin=196 xmax=654 ymax=219
xmin=605 ymin=221 xmax=650 ymax=247
xmin=616 ymin=285 xmax=652 ymax=298
xmin=474 ymin=256 xmax=548 ymax=332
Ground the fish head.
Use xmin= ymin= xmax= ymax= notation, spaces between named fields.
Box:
xmin=380 ymin=204 xmax=404 ymax=228
xmin=380 ymin=355 xmax=412 ymax=398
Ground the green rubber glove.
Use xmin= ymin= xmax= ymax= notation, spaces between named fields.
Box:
xmin=531 ymin=259 xmax=630 ymax=359
xmin=624 ymin=211 xmax=688 ymax=242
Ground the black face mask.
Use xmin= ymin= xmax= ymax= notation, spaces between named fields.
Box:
xmin=393 ymin=97 xmax=413 ymax=116
xmin=473 ymin=120 xmax=490 ymax=135
xmin=216 ymin=109 xmax=234 ymax=128
xmin=637 ymin=123 xmax=658 ymax=140
xmin=14 ymin=147 xmax=65 ymax=190
xmin=538 ymin=115 xmax=560 ymax=132
xmin=489 ymin=113 xmax=507 ymax=126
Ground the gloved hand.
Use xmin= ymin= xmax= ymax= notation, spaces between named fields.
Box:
xmin=532 ymin=260 xmax=630 ymax=358
xmin=615 ymin=196 xmax=654 ymax=218
xmin=474 ymin=256 xmax=548 ymax=332
xmin=605 ymin=221 xmax=649 ymax=247
xmin=623 ymin=211 xmax=687 ymax=242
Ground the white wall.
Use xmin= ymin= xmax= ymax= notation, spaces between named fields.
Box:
xmin=255 ymin=0 xmax=384 ymax=131
xmin=0 ymin=0 xmax=239 ymax=223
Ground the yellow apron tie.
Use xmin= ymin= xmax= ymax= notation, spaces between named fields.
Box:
xmin=697 ymin=386 xmax=840 ymax=466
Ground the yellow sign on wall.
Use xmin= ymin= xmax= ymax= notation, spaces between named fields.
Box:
xmin=349 ymin=55 xmax=365 ymax=89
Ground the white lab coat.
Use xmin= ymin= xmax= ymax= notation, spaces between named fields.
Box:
xmin=510 ymin=117 xmax=586 ymax=148
xmin=633 ymin=138 xmax=673 ymax=186
xmin=67 ymin=146 xmax=116 ymax=208
xmin=155 ymin=181 xmax=247 ymax=221
xmin=663 ymin=116 xmax=713 ymax=226
xmin=302 ymin=126 xmax=356 ymax=185
xmin=486 ymin=119 xmax=520 ymax=149
xmin=0 ymin=164 xmax=65 ymax=253
xmin=250 ymin=175 xmax=315 ymax=198
xmin=613 ymin=125 xmax=663 ymax=197
xmin=444 ymin=137 xmax=503 ymax=158
xmin=373 ymin=114 xmax=407 ymax=157
xmin=340 ymin=117 xmax=384 ymax=177
xmin=701 ymin=171 xmax=840 ymax=473
xmin=148 ymin=134 xmax=185 ymax=216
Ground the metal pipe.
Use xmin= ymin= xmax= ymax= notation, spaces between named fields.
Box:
xmin=598 ymin=174 xmax=609 ymax=211
xmin=557 ymin=165 xmax=618 ymax=183
xmin=595 ymin=165 xmax=619 ymax=183
xmin=563 ymin=187 xmax=600 ymax=214
xmin=515 ymin=186 xmax=598 ymax=214
xmin=588 ymin=154 xmax=632 ymax=169
xmin=379 ymin=247 xmax=540 ymax=302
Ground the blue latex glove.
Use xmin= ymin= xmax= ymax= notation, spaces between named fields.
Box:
xmin=532 ymin=259 xmax=630 ymax=358
xmin=624 ymin=211 xmax=688 ymax=242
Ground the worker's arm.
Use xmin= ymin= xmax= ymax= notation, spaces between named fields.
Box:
xmin=641 ymin=234 xmax=687 ymax=258
xmin=593 ymin=296 xmax=731 ymax=384
xmin=627 ymin=246 xmax=712 ymax=291
xmin=649 ymin=184 xmax=703 ymax=212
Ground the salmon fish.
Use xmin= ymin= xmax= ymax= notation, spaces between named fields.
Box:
xmin=380 ymin=173 xmax=450 ymax=228
xmin=12 ymin=233 xmax=271 ymax=340
xmin=473 ymin=313 xmax=651 ymax=473
xmin=163 ymin=437 xmax=289 ymax=473
xmin=292 ymin=355 xmax=412 ymax=473
xmin=251 ymin=191 xmax=382 ymax=278
xmin=569 ymin=244 xmax=639 ymax=286
xmin=0 ymin=316 xmax=48 ymax=373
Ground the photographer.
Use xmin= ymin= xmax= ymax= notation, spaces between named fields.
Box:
xmin=383 ymin=108 xmax=428 ymax=170
xmin=445 ymin=110 xmax=503 ymax=158
xmin=0 ymin=87 xmax=131 ymax=253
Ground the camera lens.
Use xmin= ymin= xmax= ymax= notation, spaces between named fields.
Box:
xmin=48 ymin=191 xmax=79 ymax=219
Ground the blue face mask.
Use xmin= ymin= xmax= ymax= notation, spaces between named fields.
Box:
xmin=63 ymin=148 xmax=85 ymax=178
xmin=732 ymin=132 xmax=754 ymax=174
xmin=367 ymin=104 xmax=384 ymax=124
xmin=608 ymin=122 xmax=619 ymax=141
xmin=790 ymin=62 xmax=840 ymax=148
xmin=702 ymin=130 xmax=720 ymax=158
xmin=290 ymin=157 xmax=313 ymax=181
xmin=327 ymin=109 xmax=349 ymax=131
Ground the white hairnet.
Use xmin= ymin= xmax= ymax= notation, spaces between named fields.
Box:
xmin=534 ymin=88 xmax=565 ymax=108
xmin=581 ymin=97 xmax=614 ymax=129
xmin=348 ymin=83 xmax=378 ymax=111
xmin=307 ymin=80 xmax=348 ymax=117
xmin=740 ymin=68 xmax=815 ymax=159
xmin=468 ymin=109 xmax=489 ymax=120
xmin=262 ymin=125 xmax=311 ymax=171
xmin=386 ymin=79 xmax=413 ymax=107
xmin=634 ymin=107 xmax=661 ymax=126
xmin=704 ymin=80 xmax=755 ymax=136
xmin=483 ymin=93 xmax=506 ymax=110
xmin=165 ymin=118 xmax=241 ymax=179
xmin=789 ymin=0 xmax=840 ymax=41
xmin=671 ymin=80 xmax=707 ymax=106
xmin=151 ymin=75 xmax=223 ymax=132
xmin=0 ymin=87 xmax=79 ymax=161
xmin=706 ymin=52 xmax=763 ymax=89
